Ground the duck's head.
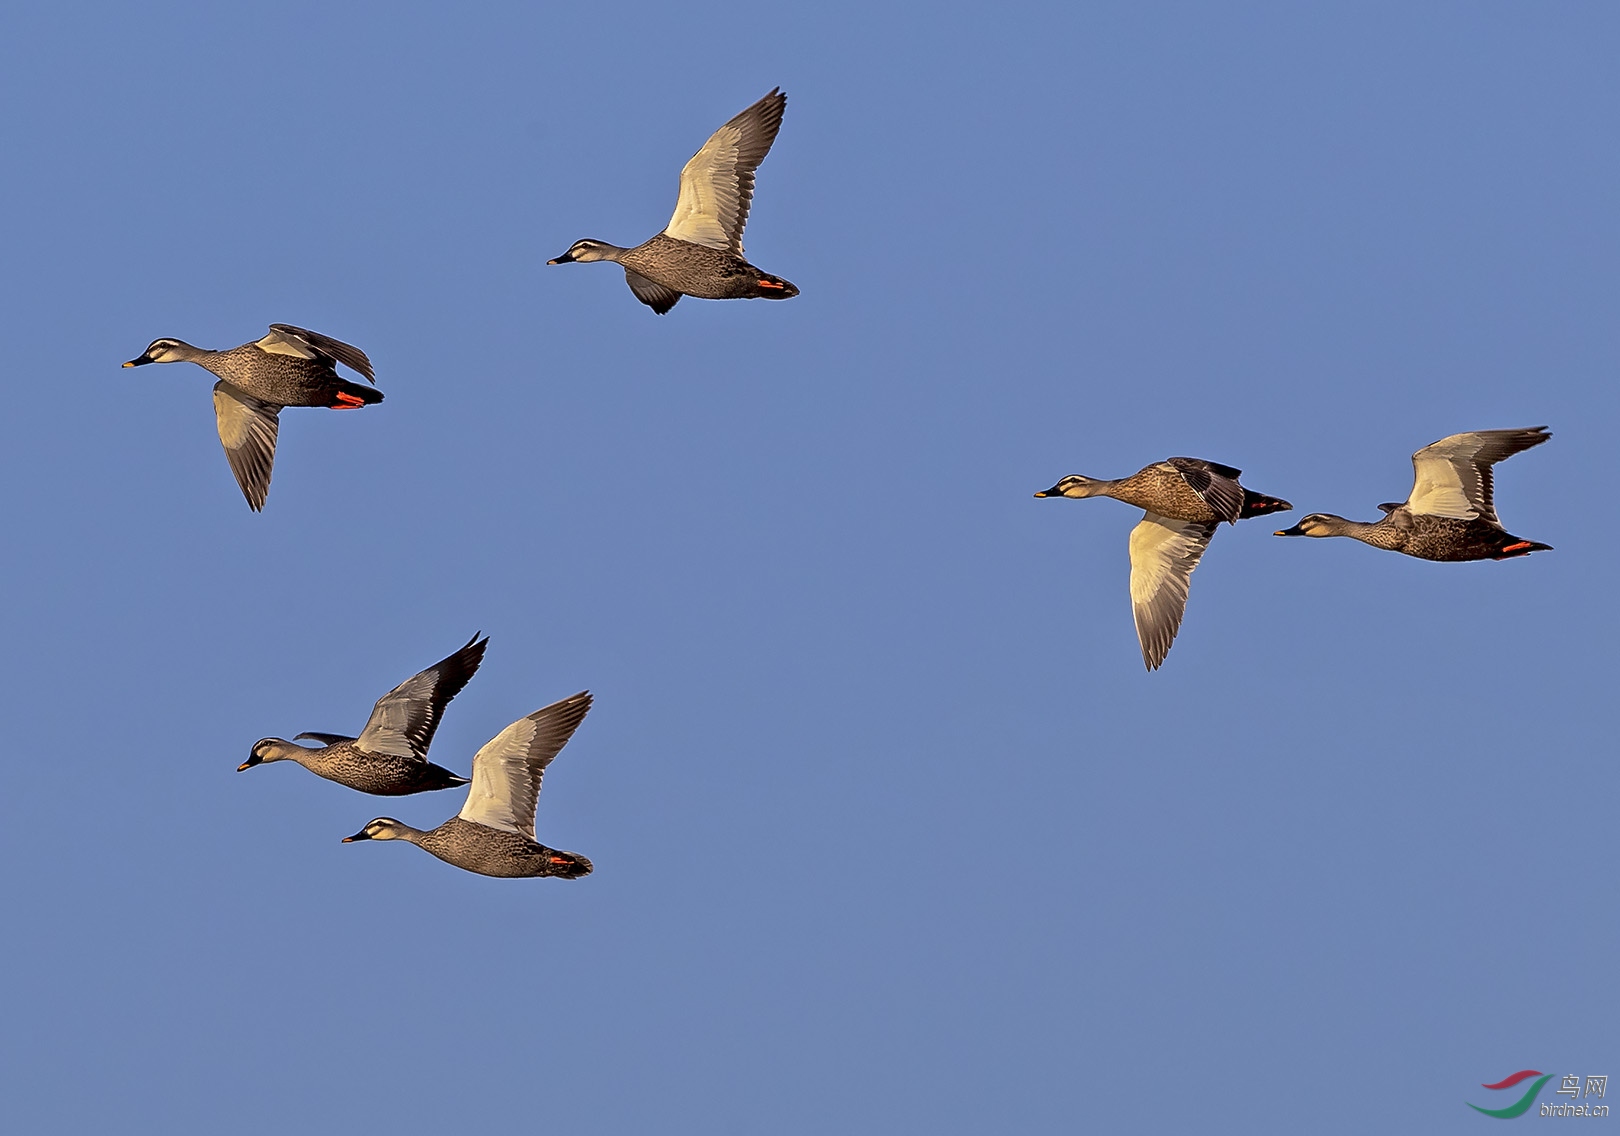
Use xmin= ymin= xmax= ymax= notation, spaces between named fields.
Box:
xmin=238 ymin=737 xmax=301 ymax=772
xmin=1034 ymin=475 xmax=1105 ymax=499
xmin=1274 ymin=513 xmax=1342 ymax=537
xmin=343 ymin=818 xmax=409 ymax=843
xmin=547 ymin=239 xmax=615 ymax=264
xmin=122 ymin=338 xmax=191 ymax=367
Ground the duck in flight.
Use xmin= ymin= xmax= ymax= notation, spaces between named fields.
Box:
xmin=1037 ymin=458 xmax=1292 ymax=670
xmin=1274 ymin=427 xmax=1552 ymax=561
xmin=239 ymin=635 xmax=487 ymax=795
xmin=548 ymin=88 xmax=798 ymax=314
xmin=123 ymin=324 xmax=382 ymax=511
xmin=343 ymin=691 xmax=595 ymax=879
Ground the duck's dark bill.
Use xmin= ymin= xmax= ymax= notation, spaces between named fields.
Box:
xmin=546 ymin=252 xmax=575 ymax=264
xmin=1274 ymin=523 xmax=1306 ymax=536
xmin=341 ymin=830 xmax=371 ymax=843
xmin=122 ymin=356 xmax=152 ymax=367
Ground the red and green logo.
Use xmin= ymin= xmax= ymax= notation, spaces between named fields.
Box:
xmin=1468 ymin=1070 xmax=1553 ymax=1119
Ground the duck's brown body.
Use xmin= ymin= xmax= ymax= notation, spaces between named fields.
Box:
xmin=1283 ymin=509 xmax=1551 ymax=561
xmin=185 ymin=343 xmax=381 ymax=409
xmin=1275 ymin=427 xmax=1553 ymax=562
xmin=343 ymin=690 xmax=597 ymax=880
xmin=283 ymin=741 xmax=469 ymax=796
xmin=1045 ymin=459 xmax=1293 ymax=525
xmin=124 ymin=325 xmax=383 ymax=510
xmin=1036 ymin=457 xmax=1292 ymax=671
xmin=548 ymin=89 xmax=797 ymax=314
xmin=618 ymin=234 xmax=797 ymax=302
xmin=410 ymin=817 xmax=592 ymax=879
xmin=241 ymin=634 xmax=488 ymax=794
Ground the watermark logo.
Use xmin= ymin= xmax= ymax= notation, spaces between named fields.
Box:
xmin=1468 ymin=1071 xmax=1608 ymax=1119
xmin=1469 ymin=1071 xmax=1554 ymax=1118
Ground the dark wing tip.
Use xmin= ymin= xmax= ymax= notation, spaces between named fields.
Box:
xmin=270 ymin=322 xmax=377 ymax=383
xmin=739 ymin=88 xmax=787 ymax=148
xmin=439 ymin=634 xmax=490 ymax=692
xmin=391 ymin=634 xmax=492 ymax=757
xmin=547 ymin=690 xmax=594 ymax=739
xmin=1495 ymin=426 xmax=1552 ymax=448
xmin=240 ymin=465 xmax=270 ymax=510
xmin=1140 ymin=631 xmax=1171 ymax=671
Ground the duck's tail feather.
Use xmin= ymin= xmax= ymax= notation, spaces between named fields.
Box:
xmin=1239 ymin=490 xmax=1293 ymax=519
xmin=1494 ymin=539 xmax=1553 ymax=558
xmin=752 ymin=273 xmax=798 ymax=299
xmin=329 ymin=379 xmax=383 ymax=409
xmin=545 ymin=849 xmax=593 ymax=879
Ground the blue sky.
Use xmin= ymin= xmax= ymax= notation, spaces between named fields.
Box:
xmin=0 ymin=3 xmax=1614 ymax=1132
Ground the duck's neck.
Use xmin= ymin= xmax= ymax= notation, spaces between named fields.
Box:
xmin=392 ymin=822 xmax=432 ymax=846
xmin=586 ymin=241 xmax=632 ymax=263
xmin=163 ymin=340 xmax=213 ymax=364
xmin=1317 ymin=514 xmax=1387 ymax=543
xmin=1049 ymin=475 xmax=1120 ymax=500
xmin=259 ymin=739 xmax=321 ymax=768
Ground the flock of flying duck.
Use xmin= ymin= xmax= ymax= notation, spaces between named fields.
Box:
xmin=120 ymin=90 xmax=1552 ymax=877
xmin=1036 ymin=426 xmax=1550 ymax=670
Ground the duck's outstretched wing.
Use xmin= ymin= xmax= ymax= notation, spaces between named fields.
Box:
xmin=260 ymin=324 xmax=376 ymax=384
xmin=663 ymin=88 xmax=786 ymax=255
xmin=1407 ymin=427 xmax=1550 ymax=524
xmin=212 ymin=381 xmax=281 ymax=512
xmin=1128 ymin=513 xmax=1218 ymax=671
xmin=459 ymin=692 xmax=593 ymax=838
xmin=624 ymin=270 xmax=682 ymax=314
xmin=354 ymin=634 xmax=489 ymax=760
xmin=1165 ymin=457 xmax=1245 ymax=524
